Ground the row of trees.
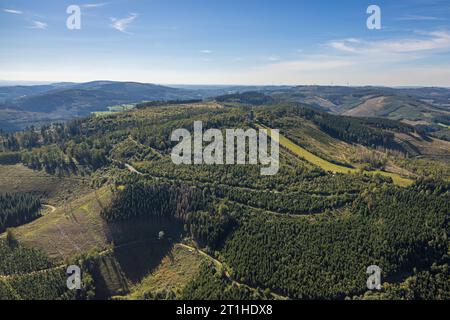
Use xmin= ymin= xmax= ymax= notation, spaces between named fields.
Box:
xmin=215 ymin=92 xmax=275 ymax=106
xmin=0 ymin=193 xmax=41 ymax=232
xmin=136 ymin=99 xmax=202 ymax=109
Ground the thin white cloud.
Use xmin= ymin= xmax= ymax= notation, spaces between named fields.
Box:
xmin=4 ymin=61 xmax=450 ymax=87
xmin=30 ymin=20 xmax=48 ymax=29
xmin=265 ymin=55 xmax=281 ymax=61
xmin=111 ymin=13 xmax=138 ymax=33
xmin=329 ymin=41 xmax=359 ymax=53
xmin=3 ymin=9 xmax=23 ymax=14
xmin=200 ymin=50 xmax=213 ymax=54
xmin=346 ymin=38 xmax=360 ymax=43
xmin=380 ymin=31 xmax=450 ymax=52
xmin=396 ymin=14 xmax=445 ymax=21
xmin=328 ymin=30 xmax=450 ymax=54
xmin=82 ymin=3 xmax=109 ymax=8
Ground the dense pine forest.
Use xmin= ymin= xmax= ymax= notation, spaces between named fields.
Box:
xmin=0 ymin=101 xmax=448 ymax=300
xmin=0 ymin=193 xmax=41 ymax=232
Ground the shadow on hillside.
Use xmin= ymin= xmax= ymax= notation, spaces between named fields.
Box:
xmin=106 ymin=218 xmax=184 ymax=284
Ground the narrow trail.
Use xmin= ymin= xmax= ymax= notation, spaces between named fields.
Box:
xmin=0 ymin=245 xmax=128 ymax=281
xmin=125 ymin=164 xmax=143 ymax=175
xmin=42 ymin=204 xmax=57 ymax=213
xmin=123 ymin=162 xmax=347 ymax=197
xmin=56 ymin=224 xmax=81 ymax=252
xmin=122 ymin=164 xmax=340 ymax=216
xmin=109 ymin=161 xmax=290 ymax=299
xmin=0 ymin=265 xmax=66 ymax=280
xmin=178 ymin=243 xmax=289 ymax=300
xmin=0 ymin=238 xmax=288 ymax=300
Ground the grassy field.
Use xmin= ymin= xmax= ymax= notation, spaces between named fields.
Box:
xmin=10 ymin=186 xmax=112 ymax=261
xmin=283 ymin=121 xmax=355 ymax=166
xmin=259 ymin=124 xmax=414 ymax=187
xmin=124 ymin=244 xmax=206 ymax=300
xmin=92 ymin=104 xmax=135 ymax=116
xmin=0 ymin=164 xmax=91 ymax=204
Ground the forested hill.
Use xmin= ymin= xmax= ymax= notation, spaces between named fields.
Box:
xmin=0 ymin=101 xmax=448 ymax=300
xmin=217 ymin=86 xmax=450 ymax=141
xmin=2 ymin=82 xmax=450 ymax=138
xmin=0 ymin=82 xmax=199 ymax=116
xmin=0 ymin=81 xmax=209 ymax=132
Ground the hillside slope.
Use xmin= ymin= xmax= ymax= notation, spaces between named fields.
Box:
xmin=0 ymin=81 xmax=206 ymax=131
xmin=0 ymin=102 xmax=448 ymax=300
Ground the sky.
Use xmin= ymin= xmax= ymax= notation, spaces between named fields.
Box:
xmin=1 ymin=0 xmax=450 ymax=86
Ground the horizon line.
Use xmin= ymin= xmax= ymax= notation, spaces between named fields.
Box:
xmin=0 ymin=80 xmax=449 ymax=89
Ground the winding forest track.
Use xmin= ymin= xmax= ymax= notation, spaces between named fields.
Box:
xmin=0 ymin=265 xmax=66 ymax=280
xmin=42 ymin=204 xmax=57 ymax=213
xmin=178 ymin=243 xmax=289 ymax=300
xmin=125 ymin=164 xmax=143 ymax=175
xmin=121 ymin=163 xmax=289 ymax=299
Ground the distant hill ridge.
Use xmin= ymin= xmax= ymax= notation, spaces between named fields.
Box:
xmin=0 ymin=82 xmax=449 ymax=136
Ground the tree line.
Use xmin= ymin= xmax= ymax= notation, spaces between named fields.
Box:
xmin=0 ymin=193 xmax=42 ymax=232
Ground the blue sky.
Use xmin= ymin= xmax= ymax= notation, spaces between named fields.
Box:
xmin=1 ymin=0 xmax=450 ymax=86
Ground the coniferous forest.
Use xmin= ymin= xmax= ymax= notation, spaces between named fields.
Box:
xmin=1 ymin=0 xmax=450 ymax=307
xmin=0 ymin=101 xmax=448 ymax=301
xmin=0 ymin=193 xmax=41 ymax=232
